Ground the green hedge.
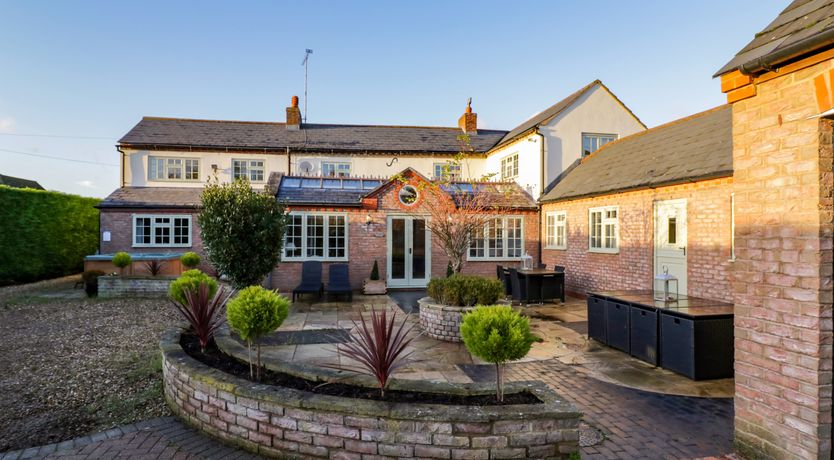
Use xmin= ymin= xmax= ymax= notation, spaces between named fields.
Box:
xmin=0 ymin=186 xmax=100 ymax=285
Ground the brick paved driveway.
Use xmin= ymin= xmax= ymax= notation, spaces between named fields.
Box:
xmin=1 ymin=359 xmax=733 ymax=460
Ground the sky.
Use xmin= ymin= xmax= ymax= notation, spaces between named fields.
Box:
xmin=0 ymin=1 xmax=785 ymax=198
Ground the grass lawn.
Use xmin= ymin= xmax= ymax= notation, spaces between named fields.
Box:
xmin=0 ymin=275 xmax=181 ymax=451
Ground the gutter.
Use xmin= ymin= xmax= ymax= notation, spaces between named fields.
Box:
xmin=117 ymin=145 xmax=126 ymax=187
xmin=535 ymin=129 xmax=545 ymax=265
xmin=737 ymin=28 xmax=834 ymax=76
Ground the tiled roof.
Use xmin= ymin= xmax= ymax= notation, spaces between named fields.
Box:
xmin=119 ymin=117 xmax=508 ymax=154
xmin=540 ymin=105 xmax=732 ymax=203
xmin=715 ymin=0 xmax=834 ymax=76
xmin=0 ymin=174 xmax=43 ymax=190
xmin=98 ymin=187 xmax=203 ymax=208
xmin=492 ymin=80 xmax=644 ymax=150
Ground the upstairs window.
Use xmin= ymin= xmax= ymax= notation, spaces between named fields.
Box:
xmin=546 ymin=211 xmax=567 ymax=249
xmin=322 ymin=162 xmax=351 ymax=177
xmin=501 ymin=154 xmax=519 ymax=180
xmin=582 ymin=133 xmax=617 ymax=157
xmin=433 ymin=162 xmax=462 ymax=180
xmin=149 ymin=156 xmax=200 ymax=181
xmin=133 ymin=214 xmax=191 ymax=247
xmin=233 ymin=159 xmax=265 ymax=182
xmin=589 ymin=206 xmax=618 ymax=253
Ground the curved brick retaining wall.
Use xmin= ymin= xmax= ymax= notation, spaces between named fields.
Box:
xmin=161 ymin=329 xmax=581 ymax=459
xmin=418 ymin=297 xmax=474 ymax=342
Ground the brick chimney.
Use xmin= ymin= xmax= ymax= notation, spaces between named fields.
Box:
xmin=286 ymin=95 xmax=301 ymax=130
xmin=458 ymin=98 xmax=477 ymax=134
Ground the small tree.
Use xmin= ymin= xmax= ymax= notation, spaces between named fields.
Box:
xmin=370 ymin=260 xmax=380 ymax=281
xmin=460 ymin=305 xmax=536 ymax=402
xmin=198 ymin=178 xmax=288 ymax=289
xmin=226 ymin=286 xmax=290 ymax=381
xmin=112 ymin=252 xmax=132 ymax=275
xmin=180 ymin=251 xmax=201 ymax=269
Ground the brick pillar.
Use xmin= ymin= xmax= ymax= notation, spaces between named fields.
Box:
xmin=730 ymin=61 xmax=834 ymax=459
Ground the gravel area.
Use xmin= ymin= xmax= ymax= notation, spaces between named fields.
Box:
xmin=0 ymin=275 xmax=182 ymax=452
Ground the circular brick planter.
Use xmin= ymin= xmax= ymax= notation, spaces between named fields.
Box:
xmin=161 ymin=328 xmax=581 ymax=459
xmin=418 ymin=297 xmax=475 ymax=342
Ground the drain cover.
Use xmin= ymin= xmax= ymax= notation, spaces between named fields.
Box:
xmin=579 ymin=422 xmax=604 ymax=447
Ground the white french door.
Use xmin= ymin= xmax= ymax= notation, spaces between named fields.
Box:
xmin=386 ymin=216 xmax=431 ymax=288
xmin=654 ymin=199 xmax=688 ymax=295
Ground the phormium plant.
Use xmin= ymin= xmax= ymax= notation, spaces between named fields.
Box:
xmin=226 ymin=286 xmax=290 ymax=381
xmin=171 ymin=282 xmax=232 ymax=352
xmin=460 ymin=305 xmax=536 ymax=402
xmin=144 ymin=259 xmax=166 ymax=276
xmin=332 ymin=308 xmax=417 ymax=398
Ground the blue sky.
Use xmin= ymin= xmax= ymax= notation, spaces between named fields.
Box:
xmin=0 ymin=1 xmax=784 ymax=197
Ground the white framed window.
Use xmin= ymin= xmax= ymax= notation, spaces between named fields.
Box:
xmin=589 ymin=206 xmax=619 ymax=253
xmin=148 ymin=156 xmax=200 ymax=181
xmin=546 ymin=211 xmax=567 ymax=249
xmin=582 ymin=133 xmax=617 ymax=157
xmin=283 ymin=212 xmax=348 ymax=261
xmin=321 ymin=162 xmax=351 ymax=177
xmin=232 ymin=159 xmax=265 ymax=182
xmin=132 ymin=214 xmax=192 ymax=247
xmin=433 ymin=162 xmax=461 ymax=180
xmin=468 ymin=216 xmax=524 ymax=260
xmin=500 ymin=154 xmax=519 ymax=180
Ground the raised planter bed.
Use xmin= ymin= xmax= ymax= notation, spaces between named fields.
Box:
xmin=162 ymin=328 xmax=581 ymax=459
xmin=97 ymin=275 xmax=176 ymax=298
xmin=418 ymin=297 xmax=476 ymax=342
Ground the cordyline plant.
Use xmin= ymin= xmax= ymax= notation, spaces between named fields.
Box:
xmin=170 ymin=282 xmax=232 ymax=353
xmin=332 ymin=308 xmax=417 ymax=398
xmin=396 ymin=132 xmax=508 ymax=274
xmin=144 ymin=259 xmax=166 ymax=276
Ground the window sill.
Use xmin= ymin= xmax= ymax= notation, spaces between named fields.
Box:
xmin=282 ymin=258 xmax=349 ymax=263
xmin=467 ymin=257 xmax=523 ymax=262
xmin=132 ymin=244 xmax=193 ymax=248
xmin=544 ymin=246 xmax=567 ymax=251
xmin=588 ymin=248 xmax=619 ymax=255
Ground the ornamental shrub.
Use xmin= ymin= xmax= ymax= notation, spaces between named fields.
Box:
xmin=426 ymin=274 xmax=503 ymax=306
xmin=112 ymin=252 xmax=132 ymax=275
xmin=460 ymin=305 xmax=536 ymax=401
xmin=226 ymin=286 xmax=290 ymax=380
xmin=169 ymin=269 xmax=218 ymax=305
xmin=369 ymin=260 xmax=380 ymax=281
xmin=81 ymin=270 xmax=105 ymax=297
xmin=180 ymin=252 xmax=201 ymax=269
xmin=198 ymin=178 xmax=288 ymax=289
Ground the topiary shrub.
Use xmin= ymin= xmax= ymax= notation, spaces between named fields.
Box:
xmin=112 ymin=252 xmax=132 ymax=275
xmin=180 ymin=252 xmax=201 ymax=269
xmin=81 ymin=270 xmax=105 ymax=297
xmin=460 ymin=305 xmax=536 ymax=401
xmin=169 ymin=269 xmax=218 ymax=305
xmin=426 ymin=274 xmax=503 ymax=306
xmin=369 ymin=260 xmax=380 ymax=281
xmin=227 ymin=286 xmax=290 ymax=381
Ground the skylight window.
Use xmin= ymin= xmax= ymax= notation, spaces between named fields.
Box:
xmin=301 ymin=178 xmax=321 ymax=188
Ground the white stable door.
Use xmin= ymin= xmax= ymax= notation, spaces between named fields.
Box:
xmin=654 ymin=199 xmax=687 ymax=296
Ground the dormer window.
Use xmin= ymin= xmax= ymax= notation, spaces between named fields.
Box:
xmin=582 ymin=133 xmax=617 ymax=157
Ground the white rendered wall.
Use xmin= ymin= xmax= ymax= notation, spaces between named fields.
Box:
xmin=123 ymin=148 xmax=485 ymax=186
xmin=485 ymin=135 xmax=541 ymax=196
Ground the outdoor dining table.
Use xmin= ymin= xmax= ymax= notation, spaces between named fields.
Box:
xmin=515 ymin=268 xmax=565 ymax=304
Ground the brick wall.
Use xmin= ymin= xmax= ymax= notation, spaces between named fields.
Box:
xmin=97 ymin=275 xmax=174 ymax=298
xmin=540 ymin=177 xmax=734 ymax=302
xmin=161 ymin=329 xmax=581 ymax=459
xmin=725 ymin=60 xmax=834 ymax=459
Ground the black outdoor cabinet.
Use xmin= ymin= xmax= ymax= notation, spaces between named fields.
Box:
xmin=605 ymin=300 xmax=630 ymax=353
xmin=629 ymin=305 xmax=659 ymax=365
xmin=587 ymin=296 xmax=607 ymax=344
xmin=660 ymin=313 xmax=734 ymax=380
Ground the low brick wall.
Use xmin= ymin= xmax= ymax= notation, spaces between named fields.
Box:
xmin=161 ymin=329 xmax=581 ymax=459
xmin=418 ymin=297 xmax=474 ymax=342
xmin=98 ymin=276 xmax=174 ymax=298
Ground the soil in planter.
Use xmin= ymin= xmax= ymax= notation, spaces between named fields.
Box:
xmin=180 ymin=332 xmax=541 ymax=406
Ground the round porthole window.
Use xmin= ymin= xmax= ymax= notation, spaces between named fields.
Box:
xmin=398 ymin=185 xmax=419 ymax=206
